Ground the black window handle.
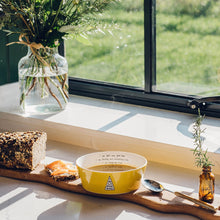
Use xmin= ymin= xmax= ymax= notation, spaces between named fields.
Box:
xmin=187 ymin=96 xmax=220 ymax=110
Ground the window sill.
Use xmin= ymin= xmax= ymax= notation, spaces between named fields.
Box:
xmin=1 ymin=82 xmax=220 ymax=174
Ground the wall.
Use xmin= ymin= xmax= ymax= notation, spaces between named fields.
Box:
xmin=0 ymin=31 xmax=26 ymax=85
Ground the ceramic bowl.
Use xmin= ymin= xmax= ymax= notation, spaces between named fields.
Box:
xmin=76 ymin=151 xmax=147 ymax=195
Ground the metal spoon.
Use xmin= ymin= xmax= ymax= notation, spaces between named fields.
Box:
xmin=142 ymin=179 xmax=216 ymax=212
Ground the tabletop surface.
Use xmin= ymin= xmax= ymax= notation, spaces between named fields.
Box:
xmin=1 ymin=140 xmax=220 ymax=220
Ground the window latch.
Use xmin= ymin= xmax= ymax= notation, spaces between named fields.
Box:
xmin=187 ymin=96 xmax=220 ymax=110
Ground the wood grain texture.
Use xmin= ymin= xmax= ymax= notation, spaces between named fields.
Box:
xmin=0 ymin=164 xmax=219 ymax=220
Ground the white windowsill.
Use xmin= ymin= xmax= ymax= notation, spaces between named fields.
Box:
xmin=0 ymin=82 xmax=220 ymax=174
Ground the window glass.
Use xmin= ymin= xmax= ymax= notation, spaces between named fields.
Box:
xmin=156 ymin=0 xmax=220 ymax=96
xmin=65 ymin=0 xmax=144 ymax=88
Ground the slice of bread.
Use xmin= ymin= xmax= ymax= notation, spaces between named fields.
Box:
xmin=45 ymin=160 xmax=79 ymax=181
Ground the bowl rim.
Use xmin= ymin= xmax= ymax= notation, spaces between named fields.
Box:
xmin=76 ymin=151 xmax=147 ymax=173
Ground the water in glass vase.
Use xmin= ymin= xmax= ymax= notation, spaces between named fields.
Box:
xmin=18 ymin=47 xmax=68 ymax=115
xmin=19 ymin=72 xmax=68 ymax=115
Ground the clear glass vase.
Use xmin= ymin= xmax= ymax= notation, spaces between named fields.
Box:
xmin=18 ymin=46 xmax=68 ymax=114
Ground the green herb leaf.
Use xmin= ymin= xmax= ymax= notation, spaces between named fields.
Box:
xmin=192 ymin=108 xmax=214 ymax=168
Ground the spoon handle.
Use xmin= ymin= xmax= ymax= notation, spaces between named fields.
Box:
xmin=174 ymin=191 xmax=216 ymax=212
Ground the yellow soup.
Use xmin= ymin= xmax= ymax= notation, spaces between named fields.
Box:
xmin=89 ymin=164 xmax=136 ymax=172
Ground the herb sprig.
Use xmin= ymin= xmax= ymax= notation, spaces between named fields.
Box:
xmin=192 ymin=108 xmax=214 ymax=168
xmin=0 ymin=0 xmax=118 ymax=47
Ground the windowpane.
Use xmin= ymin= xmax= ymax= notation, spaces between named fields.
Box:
xmin=156 ymin=0 xmax=220 ymax=96
xmin=65 ymin=0 xmax=144 ymax=88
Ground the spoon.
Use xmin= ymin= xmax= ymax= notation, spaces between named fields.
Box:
xmin=142 ymin=179 xmax=216 ymax=212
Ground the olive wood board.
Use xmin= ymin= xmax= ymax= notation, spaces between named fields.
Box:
xmin=0 ymin=164 xmax=219 ymax=220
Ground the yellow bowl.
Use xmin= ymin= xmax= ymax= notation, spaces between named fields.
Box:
xmin=76 ymin=151 xmax=147 ymax=195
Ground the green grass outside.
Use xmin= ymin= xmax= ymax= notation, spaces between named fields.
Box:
xmin=156 ymin=11 xmax=220 ymax=95
xmin=65 ymin=0 xmax=144 ymax=87
xmin=65 ymin=0 xmax=220 ymax=96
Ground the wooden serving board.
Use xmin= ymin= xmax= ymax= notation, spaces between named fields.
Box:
xmin=0 ymin=164 xmax=219 ymax=220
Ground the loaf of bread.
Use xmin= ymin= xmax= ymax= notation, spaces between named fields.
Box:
xmin=0 ymin=131 xmax=47 ymax=170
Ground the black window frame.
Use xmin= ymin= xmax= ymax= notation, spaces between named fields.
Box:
xmin=61 ymin=0 xmax=220 ymax=118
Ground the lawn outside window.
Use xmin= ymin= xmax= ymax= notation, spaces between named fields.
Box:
xmin=64 ymin=0 xmax=220 ymax=118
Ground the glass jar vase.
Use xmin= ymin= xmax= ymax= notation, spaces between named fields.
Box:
xmin=199 ymin=166 xmax=215 ymax=203
xmin=18 ymin=46 xmax=68 ymax=114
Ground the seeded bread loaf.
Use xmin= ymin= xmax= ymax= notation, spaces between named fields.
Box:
xmin=0 ymin=131 xmax=47 ymax=170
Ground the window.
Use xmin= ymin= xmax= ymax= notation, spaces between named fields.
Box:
xmin=156 ymin=0 xmax=220 ymax=96
xmin=66 ymin=0 xmax=144 ymax=88
xmin=65 ymin=0 xmax=220 ymax=118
